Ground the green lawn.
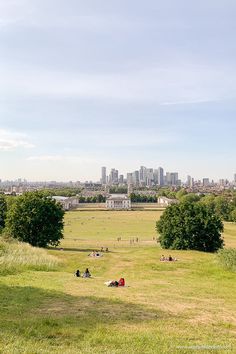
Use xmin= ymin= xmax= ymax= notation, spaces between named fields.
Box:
xmin=0 ymin=210 xmax=235 ymax=353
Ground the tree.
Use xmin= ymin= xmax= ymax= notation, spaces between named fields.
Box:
xmin=200 ymin=194 xmax=216 ymax=211
xmin=156 ymin=201 xmax=224 ymax=252
xmin=214 ymin=196 xmax=233 ymax=221
xmin=0 ymin=195 xmax=7 ymax=231
xmin=181 ymin=193 xmax=201 ymax=203
xmin=230 ymin=208 xmax=236 ymax=222
xmin=5 ymin=192 xmax=64 ymax=247
xmin=176 ymin=188 xmax=187 ymax=200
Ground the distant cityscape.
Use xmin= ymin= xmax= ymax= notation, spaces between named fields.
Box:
xmin=0 ymin=165 xmax=236 ymax=194
xmin=100 ymin=166 xmax=236 ymax=189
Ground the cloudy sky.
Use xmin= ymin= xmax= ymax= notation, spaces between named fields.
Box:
xmin=0 ymin=0 xmax=236 ymax=182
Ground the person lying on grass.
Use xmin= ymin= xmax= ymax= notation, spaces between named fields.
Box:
xmin=105 ymin=278 xmax=125 ymax=287
xmin=160 ymin=255 xmax=177 ymax=262
xmin=89 ymin=250 xmax=103 ymax=257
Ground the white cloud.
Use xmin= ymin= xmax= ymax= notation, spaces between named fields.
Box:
xmin=0 ymin=129 xmax=34 ymax=151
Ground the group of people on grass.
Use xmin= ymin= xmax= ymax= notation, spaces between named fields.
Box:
xmin=75 ymin=268 xmax=91 ymax=278
xmin=75 ymin=268 xmax=125 ymax=287
xmin=75 ymin=249 xmax=178 ymax=286
xmin=160 ymin=255 xmax=177 ymax=262
xmin=89 ymin=247 xmax=109 ymax=258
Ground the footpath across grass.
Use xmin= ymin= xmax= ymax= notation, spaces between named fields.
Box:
xmin=0 ymin=210 xmax=235 ymax=353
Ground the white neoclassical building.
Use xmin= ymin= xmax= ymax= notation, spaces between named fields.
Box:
xmin=52 ymin=196 xmax=79 ymax=210
xmin=106 ymin=194 xmax=131 ymax=210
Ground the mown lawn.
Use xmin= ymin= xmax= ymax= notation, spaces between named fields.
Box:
xmin=0 ymin=210 xmax=235 ymax=353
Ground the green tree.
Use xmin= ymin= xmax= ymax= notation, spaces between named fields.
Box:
xmin=214 ymin=196 xmax=233 ymax=221
xmin=200 ymin=194 xmax=216 ymax=210
xmin=156 ymin=201 xmax=224 ymax=252
xmin=181 ymin=193 xmax=201 ymax=203
xmin=5 ymin=192 xmax=64 ymax=248
xmin=0 ymin=195 xmax=7 ymax=231
xmin=176 ymin=188 xmax=187 ymax=200
xmin=230 ymin=208 xmax=236 ymax=222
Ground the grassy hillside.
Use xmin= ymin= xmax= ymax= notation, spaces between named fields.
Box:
xmin=0 ymin=210 xmax=235 ymax=353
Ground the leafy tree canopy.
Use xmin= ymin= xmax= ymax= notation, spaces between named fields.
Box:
xmin=180 ymin=193 xmax=201 ymax=203
xmin=175 ymin=188 xmax=187 ymax=200
xmin=0 ymin=195 xmax=7 ymax=231
xmin=5 ymin=192 xmax=64 ymax=248
xmin=156 ymin=201 xmax=224 ymax=252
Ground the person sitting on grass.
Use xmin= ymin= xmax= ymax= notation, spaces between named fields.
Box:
xmin=82 ymin=268 xmax=91 ymax=278
xmin=75 ymin=269 xmax=80 ymax=277
xmin=118 ymin=278 xmax=125 ymax=286
xmin=160 ymin=255 xmax=165 ymax=261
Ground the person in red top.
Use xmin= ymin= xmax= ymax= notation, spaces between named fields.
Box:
xmin=118 ymin=278 xmax=125 ymax=286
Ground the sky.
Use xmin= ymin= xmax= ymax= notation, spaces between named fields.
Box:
xmin=0 ymin=0 xmax=236 ymax=182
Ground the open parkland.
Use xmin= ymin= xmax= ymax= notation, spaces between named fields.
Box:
xmin=0 ymin=207 xmax=236 ymax=354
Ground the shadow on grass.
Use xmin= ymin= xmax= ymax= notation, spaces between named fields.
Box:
xmin=50 ymin=247 xmax=114 ymax=253
xmin=0 ymin=283 xmax=170 ymax=342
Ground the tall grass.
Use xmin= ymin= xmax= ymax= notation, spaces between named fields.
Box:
xmin=217 ymin=248 xmax=236 ymax=272
xmin=0 ymin=238 xmax=61 ymax=275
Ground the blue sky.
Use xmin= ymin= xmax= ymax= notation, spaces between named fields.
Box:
xmin=0 ymin=0 xmax=236 ymax=182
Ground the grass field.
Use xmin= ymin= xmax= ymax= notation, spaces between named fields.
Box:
xmin=0 ymin=210 xmax=236 ymax=353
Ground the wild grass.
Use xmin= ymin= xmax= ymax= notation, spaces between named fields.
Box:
xmin=0 ymin=238 xmax=61 ymax=275
xmin=217 ymin=248 xmax=236 ymax=272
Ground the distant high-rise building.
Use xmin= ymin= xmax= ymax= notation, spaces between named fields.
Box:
xmin=127 ymin=173 xmax=133 ymax=185
xmin=119 ymin=174 xmax=124 ymax=184
xmin=101 ymin=166 xmax=107 ymax=184
xmin=234 ymin=174 xmax=236 ymax=183
xmin=202 ymin=178 xmax=210 ymax=186
xmin=157 ymin=167 xmax=164 ymax=186
xmin=153 ymin=169 xmax=158 ymax=184
xmin=186 ymin=175 xmax=192 ymax=187
xmin=132 ymin=170 xmax=139 ymax=186
xmin=171 ymin=173 xmax=178 ymax=185
xmin=109 ymin=168 xmax=119 ymax=184
xmin=139 ymin=166 xmax=147 ymax=184
xmin=146 ymin=168 xmax=154 ymax=186
xmin=165 ymin=172 xmax=171 ymax=185
xmin=165 ymin=172 xmax=178 ymax=186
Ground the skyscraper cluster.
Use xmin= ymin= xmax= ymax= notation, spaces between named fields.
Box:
xmin=101 ymin=166 xmax=180 ymax=187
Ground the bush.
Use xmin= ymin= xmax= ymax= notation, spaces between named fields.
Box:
xmin=217 ymin=248 xmax=236 ymax=272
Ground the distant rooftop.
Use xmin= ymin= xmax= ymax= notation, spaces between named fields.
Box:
xmin=107 ymin=194 xmax=129 ymax=200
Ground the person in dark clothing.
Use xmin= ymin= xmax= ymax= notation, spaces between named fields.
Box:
xmin=75 ymin=269 xmax=80 ymax=277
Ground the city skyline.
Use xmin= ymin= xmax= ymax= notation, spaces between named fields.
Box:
xmin=1 ymin=1 xmax=236 ymax=181
xmin=1 ymin=164 xmax=236 ymax=185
